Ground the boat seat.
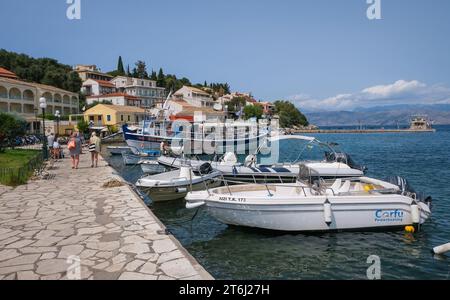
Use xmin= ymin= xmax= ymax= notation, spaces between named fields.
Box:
xmin=330 ymin=179 xmax=342 ymax=194
xmin=276 ymin=186 xmax=299 ymax=196
xmin=338 ymin=180 xmax=351 ymax=194
xmin=353 ymin=182 xmax=364 ymax=192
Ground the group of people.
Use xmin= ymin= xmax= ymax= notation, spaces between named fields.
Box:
xmin=49 ymin=131 xmax=102 ymax=170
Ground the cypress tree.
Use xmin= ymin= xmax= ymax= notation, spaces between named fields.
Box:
xmin=117 ymin=56 xmax=125 ymax=75
xmin=157 ymin=68 xmax=165 ymax=87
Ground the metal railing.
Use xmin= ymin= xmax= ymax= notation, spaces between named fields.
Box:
xmin=0 ymin=151 xmax=44 ymax=186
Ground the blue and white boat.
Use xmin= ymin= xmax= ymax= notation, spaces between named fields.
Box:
xmin=122 ymin=119 xmax=270 ymax=155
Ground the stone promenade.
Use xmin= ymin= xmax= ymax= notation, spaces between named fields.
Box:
xmin=0 ymin=151 xmax=212 ymax=280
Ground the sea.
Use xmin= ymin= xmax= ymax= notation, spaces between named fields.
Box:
xmin=104 ymin=125 xmax=450 ymax=279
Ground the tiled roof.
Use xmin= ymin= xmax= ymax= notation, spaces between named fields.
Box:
xmin=0 ymin=67 xmax=19 ymax=79
xmin=93 ymin=79 xmax=115 ymax=88
xmin=0 ymin=76 xmax=78 ymax=95
xmin=86 ymin=93 xmax=140 ymax=100
xmin=86 ymin=104 xmax=146 ymax=113
xmin=175 ymin=86 xmax=211 ymax=96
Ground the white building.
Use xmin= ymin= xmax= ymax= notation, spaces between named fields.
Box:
xmin=111 ymin=76 xmax=165 ymax=108
xmin=0 ymin=67 xmax=79 ymax=132
xmin=86 ymin=93 xmax=142 ymax=107
xmin=81 ymin=79 xmax=116 ymax=96
xmin=173 ymin=86 xmax=215 ymax=108
xmin=74 ymin=65 xmax=113 ymax=82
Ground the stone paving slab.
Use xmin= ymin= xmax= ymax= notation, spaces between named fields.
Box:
xmin=0 ymin=150 xmax=212 ymax=280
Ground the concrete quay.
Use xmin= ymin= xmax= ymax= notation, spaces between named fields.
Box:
xmin=0 ymin=150 xmax=212 ymax=280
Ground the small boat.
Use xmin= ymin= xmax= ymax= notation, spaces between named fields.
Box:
xmin=185 ymin=167 xmax=432 ymax=232
xmin=107 ymin=146 xmax=132 ymax=155
xmin=158 ymin=135 xmax=366 ymax=183
xmin=140 ymin=160 xmax=167 ymax=174
xmin=122 ymin=150 xmax=160 ymax=165
xmin=136 ymin=163 xmax=222 ymax=202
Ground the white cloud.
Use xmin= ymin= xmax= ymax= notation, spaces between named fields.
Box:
xmin=288 ymin=80 xmax=450 ymax=111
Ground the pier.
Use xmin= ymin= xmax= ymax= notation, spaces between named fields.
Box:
xmin=0 ymin=150 xmax=212 ymax=280
xmin=289 ymin=129 xmax=436 ymax=134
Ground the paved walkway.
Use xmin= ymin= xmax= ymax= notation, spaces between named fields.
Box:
xmin=0 ymin=150 xmax=212 ymax=280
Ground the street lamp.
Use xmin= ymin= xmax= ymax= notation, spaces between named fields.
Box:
xmin=39 ymin=97 xmax=48 ymax=160
xmin=54 ymin=110 xmax=61 ymax=136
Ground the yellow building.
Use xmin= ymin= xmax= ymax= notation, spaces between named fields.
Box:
xmin=83 ymin=104 xmax=146 ymax=127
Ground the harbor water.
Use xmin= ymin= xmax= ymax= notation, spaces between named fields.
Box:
xmin=104 ymin=125 xmax=450 ymax=279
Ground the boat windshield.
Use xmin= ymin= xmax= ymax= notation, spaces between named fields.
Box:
xmin=259 ymin=135 xmax=338 ymax=164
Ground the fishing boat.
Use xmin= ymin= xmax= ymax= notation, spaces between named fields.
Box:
xmin=122 ymin=150 xmax=160 ymax=165
xmin=136 ymin=163 xmax=222 ymax=202
xmin=158 ymin=135 xmax=366 ymax=183
xmin=122 ymin=119 xmax=270 ymax=155
xmin=140 ymin=160 xmax=167 ymax=174
xmin=185 ymin=166 xmax=432 ymax=232
xmin=107 ymin=146 xmax=133 ymax=155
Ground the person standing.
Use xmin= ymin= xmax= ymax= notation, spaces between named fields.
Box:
xmin=47 ymin=133 xmax=55 ymax=155
xmin=68 ymin=132 xmax=82 ymax=169
xmin=88 ymin=132 xmax=101 ymax=168
xmin=52 ymin=134 xmax=61 ymax=161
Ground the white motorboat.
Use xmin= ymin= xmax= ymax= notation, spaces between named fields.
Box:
xmin=107 ymin=146 xmax=132 ymax=155
xmin=140 ymin=160 xmax=167 ymax=174
xmin=122 ymin=150 xmax=160 ymax=165
xmin=158 ymin=135 xmax=366 ymax=183
xmin=185 ymin=167 xmax=432 ymax=232
xmin=136 ymin=163 xmax=222 ymax=202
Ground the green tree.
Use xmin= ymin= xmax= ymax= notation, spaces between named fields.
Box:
xmin=133 ymin=60 xmax=149 ymax=79
xmin=117 ymin=56 xmax=125 ymax=75
xmin=243 ymin=105 xmax=263 ymax=120
xmin=151 ymin=70 xmax=157 ymax=81
xmin=227 ymin=97 xmax=247 ymax=114
xmin=0 ymin=113 xmax=27 ymax=151
xmin=76 ymin=118 xmax=90 ymax=135
xmin=126 ymin=65 xmax=131 ymax=76
xmin=274 ymin=100 xmax=309 ymax=128
xmin=0 ymin=49 xmax=81 ymax=93
xmin=157 ymin=68 xmax=165 ymax=87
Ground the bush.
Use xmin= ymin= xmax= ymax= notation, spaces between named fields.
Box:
xmin=0 ymin=112 xmax=27 ymax=152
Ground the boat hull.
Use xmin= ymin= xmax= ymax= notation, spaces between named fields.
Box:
xmin=122 ymin=153 xmax=156 ymax=165
xmin=140 ymin=178 xmax=221 ymax=202
xmin=187 ymin=195 xmax=431 ymax=232
xmin=140 ymin=162 xmax=167 ymax=174
xmin=107 ymin=146 xmax=132 ymax=155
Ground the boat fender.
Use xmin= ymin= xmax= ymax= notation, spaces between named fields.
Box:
xmin=411 ymin=201 xmax=420 ymax=224
xmin=186 ymin=201 xmax=205 ymax=210
xmin=176 ymin=187 xmax=187 ymax=193
xmin=324 ymin=199 xmax=332 ymax=226
xmin=432 ymin=243 xmax=450 ymax=255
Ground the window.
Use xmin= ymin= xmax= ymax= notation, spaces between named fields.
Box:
xmin=98 ymin=116 xmax=102 ymax=121
xmin=121 ymin=115 xmax=124 ymax=122
xmin=127 ymin=115 xmax=131 ymax=122
xmin=107 ymin=115 xmax=111 ymax=122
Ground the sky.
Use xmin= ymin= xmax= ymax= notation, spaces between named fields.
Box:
xmin=1 ymin=0 xmax=450 ymax=111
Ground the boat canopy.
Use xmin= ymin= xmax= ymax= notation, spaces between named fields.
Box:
xmin=268 ymin=135 xmax=316 ymax=143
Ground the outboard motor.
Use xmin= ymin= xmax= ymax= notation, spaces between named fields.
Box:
xmin=325 ymin=152 xmax=367 ymax=173
xmin=198 ymin=163 xmax=214 ymax=175
xmin=386 ymin=176 xmax=433 ymax=209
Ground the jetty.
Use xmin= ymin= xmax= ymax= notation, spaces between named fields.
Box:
xmin=0 ymin=150 xmax=212 ymax=280
xmin=289 ymin=128 xmax=436 ymax=134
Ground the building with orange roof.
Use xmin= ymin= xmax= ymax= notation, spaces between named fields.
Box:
xmin=0 ymin=67 xmax=19 ymax=80
xmin=82 ymin=78 xmax=116 ymax=96
xmin=0 ymin=67 xmax=80 ymax=133
xmin=86 ymin=93 xmax=142 ymax=107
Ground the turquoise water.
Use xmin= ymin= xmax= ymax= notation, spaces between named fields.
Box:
xmin=106 ymin=125 xmax=450 ymax=279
